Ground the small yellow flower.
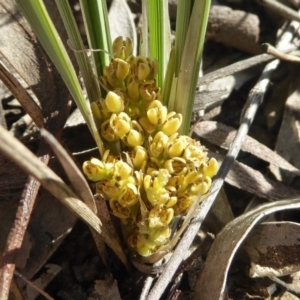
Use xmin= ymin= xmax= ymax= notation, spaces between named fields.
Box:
xmin=127 ymin=77 xmax=140 ymax=102
xmin=109 ymin=198 xmax=131 ymax=219
xmin=183 ymin=139 xmax=206 ymax=167
xmin=118 ymin=183 xmax=139 ymax=207
xmin=130 ymin=56 xmax=151 ymax=81
xmin=148 ymin=205 xmax=174 ymax=228
xmin=131 ymin=146 xmax=148 ymax=170
xmin=139 ymin=82 xmax=159 ymax=102
xmin=105 ymin=91 xmax=125 ymax=113
xmin=82 ymin=158 xmax=114 ymax=181
xmin=161 ymin=112 xmax=182 ymax=136
xmin=149 ymin=226 xmax=171 ymax=246
xmin=166 ymin=133 xmax=187 ymax=158
xmin=114 ymin=160 xmax=133 ymax=180
xmin=191 ymin=176 xmax=212 ymax=195
xmin=101 ymin=119 xmax=118 ymax=142
xmin=123 ymin=120 xmax=144 ymax=147
xmin=136 ymin=233 xmax=157 ymax=256
xmin=164 ymin=157 xmax=187 ymax=175
xmin=144 ymin=169 xmax=171 ymax=205
xmin=147 ymin=100 xmax=168 ymax=125
xmin=149 ymin=131 xmax=168 ymax=157
xmin=202 ymin=157 xmax=219 ymax=178
xmin=103 ymin=64 xmax=122 ymax=89
xmin=109 ymin=112 xmax=131 ymax=138
xmin=97 ymin=180 xmax=121 ymax=199
xmin=115 ymin=58 xmax=130 ymax=80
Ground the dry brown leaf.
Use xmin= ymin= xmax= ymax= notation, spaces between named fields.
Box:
xmin=212 ymin=152 xmax=299 ymax=200
xmin=94 ymin=274 xmax=122 ymax=300
xmin=195 ymin=121 xmax=300 ymax=176
xmin=269 ymin=78 xmax=300 ymax=183
xmin=0 ymin=125 xmax=130 ymax=270
xmin=244 ymin=222 xmax=300 ymax=278
xmin=195 ymin=197 xmax=300 ymax=300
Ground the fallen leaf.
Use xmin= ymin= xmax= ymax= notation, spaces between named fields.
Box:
xmin=194 ymin=197 xmax=300 ymax=300
xmin=195 ymin=121 xmax=300 ymax=176
xmin=244 ymin=222 xmax=300 ymax=278
xmin=212 ymin=151 xmax=300 ymax=200
xmin=94 ymin=274 xmax=122 ymax=300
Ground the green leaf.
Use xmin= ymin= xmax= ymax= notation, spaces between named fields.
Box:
xmin=147 ymin=0 xmax=171 ymax=89
xmin=175 ymin=0 xmax=211 ymax=135
xmin=79 ymin=0 xmax=112 ymax=78
xmin=55 ymin=0 xmax=102 ymax=104
xmin=15 ymin=0 xmax=105 ymax=156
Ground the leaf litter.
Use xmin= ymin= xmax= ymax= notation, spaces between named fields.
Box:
xmin=2 ymin=1 xmax=300 ymax=300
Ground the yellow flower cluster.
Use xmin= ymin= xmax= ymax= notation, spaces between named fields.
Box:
xmin=83 ymin=37 xmax=218 ymax=257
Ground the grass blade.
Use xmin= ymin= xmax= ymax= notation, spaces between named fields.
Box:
xmin=175 ymin=0 xmax=211 ymax=135
xmin=15 ymin=0 xmax=105 ymax=156
xmin=79 ymin=0 xmax=112 ymax=77
xmin=147 ymin=0 xmax=171 ymax=88
xmin=55 ymin=0 xmax=102 ymax=104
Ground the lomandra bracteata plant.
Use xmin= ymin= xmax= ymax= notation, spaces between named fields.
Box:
xmin=83 ymin=37 xmax=218 ymax=258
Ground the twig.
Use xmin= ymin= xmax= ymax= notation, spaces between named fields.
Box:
xmin=198 ymin=43 xmax=297 ymax=87
xmin=0 ymin=60 xmax=44 ymax=128
xmin=14 ymin=270 xmax=55 ymax=300
xmin=262 ymin=42 xmax=300 ymax=62
xmin=146 ymin=19 xmax=298 ymax=300
xmin=269 ymin=276 xmax=300 ymax=298
xmin=257 ymin=0 xmax=300 ymax=23
xmin=139 ymin=276 xmax=155 ymax=300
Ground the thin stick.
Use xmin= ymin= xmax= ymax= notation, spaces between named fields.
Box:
xmin=146 ymin=19 xmax=298 ymax=300
xmin=14 ymin=270 xmax=55 ymax=300
xmin=262 ymin=42 xmax=300 ymax=62
xmin=269 ymin=276 xmax=300 ymax=298
xmin=257 ymin=0 xmax=300 ymax=23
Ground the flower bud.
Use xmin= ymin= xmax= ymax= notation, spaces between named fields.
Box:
xmin=202 ymin=158 xmax=218 ymax=178
xmin=135 ymin=56 xmax=151 ymax=81
xmin=91 ymin=101 xmax=101 ymax=120
xmin=161 ymin=112 xmax=182 ymax=136
xmin=127 ymin=77 xmax=140 ymax=102
xmin=112 ymin=36 xmax=132 ymax=60
xmin=131 ymin=146 xmax=148 ymax=170
xmin=147 ymin=100 xmax=168 ymax=125
xmin=123 ymin=120 xmax=144 ymax=147
xmin=103 ymin=64 xmax=121 ymax=88
xmin=105 ymin=91 xmax=124 ymax=113
xmin=115 ymin=58 xmax=130 ymax=80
